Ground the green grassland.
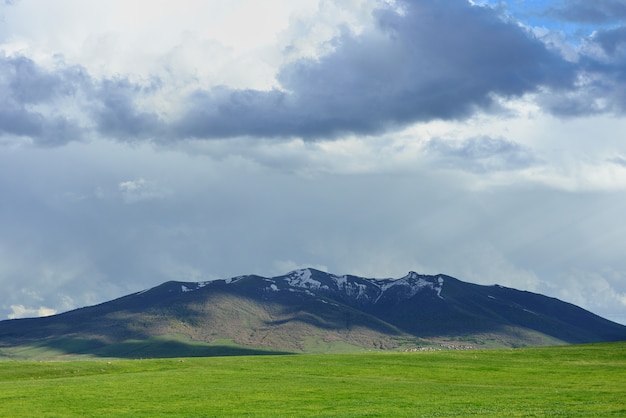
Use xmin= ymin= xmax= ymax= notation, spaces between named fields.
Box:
xmin=1 ymin=342 xmax=625 ymax=417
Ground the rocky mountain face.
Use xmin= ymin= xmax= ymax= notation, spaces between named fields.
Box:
xmin=1 ymin=269 xmax=625 ymax=357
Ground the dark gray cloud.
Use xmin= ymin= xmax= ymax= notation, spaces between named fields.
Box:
xmin=0 ymin=53 xmax=165 ymax=145
xmin=545 ymin=0 xmax=626 ymax=24
xmin=425 ymin=136 xmax=539 ymax=173
xmin=591 ymin=25 xmax=626 ymax=56
xmin=0 ymin=54 xmax=87 ymax=145
xmin=90 ymin=78 xmax=164 ymax=141
xmin=2 ymin=0 xmax=624 ymax=145
xmin=173 ymin=1 xmax=626 ymax=130
xmin=172 ymin=0 xmax=575 ymax=140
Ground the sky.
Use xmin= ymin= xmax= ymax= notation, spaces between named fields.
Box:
xmin=2 ymin=0 xmax=626 ymax=325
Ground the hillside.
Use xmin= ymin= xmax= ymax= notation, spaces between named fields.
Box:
xmin=1 ymin=269 xmax=625 ymax=358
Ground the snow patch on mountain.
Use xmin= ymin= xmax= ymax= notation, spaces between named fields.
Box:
xmin=371 ymin=272 xmax=445 ymax=302
xmin=333 ymin=274 xmax=370 ymax=300
xmin=180 ymin=281 xmax=213 ymax=293
xmin=284 ymin=269 xmax=444 ymax=304
xmin=165 ymin=269 xmax=445 ymax=303
xmin=286 ymin=269 xmax=329 ymax=291
xmin=436 ymin=276 xmax=444 ymax=299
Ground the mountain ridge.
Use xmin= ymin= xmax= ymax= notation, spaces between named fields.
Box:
xmin=1 ymin=268 xmax=625 ymax=358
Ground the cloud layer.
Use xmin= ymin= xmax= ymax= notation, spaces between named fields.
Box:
xmin=4 ymin=0 xmax=626 ymax=146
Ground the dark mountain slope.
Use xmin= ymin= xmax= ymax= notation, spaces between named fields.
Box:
xmin=1 ymin=269 xmax=625 ymax=357
xmin=0 ymin=274 xmax=407 ymax=355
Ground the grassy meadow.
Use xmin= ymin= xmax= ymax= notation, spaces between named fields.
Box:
xmin=0 ymin=342 xmax=625 ymax=417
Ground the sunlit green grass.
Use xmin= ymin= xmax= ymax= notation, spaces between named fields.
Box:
xmin=1 ymin=342 xmax=625 ymax=417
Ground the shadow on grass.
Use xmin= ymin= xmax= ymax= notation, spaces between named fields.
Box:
xmin=18 ymin=337 xmax=293 ymax=359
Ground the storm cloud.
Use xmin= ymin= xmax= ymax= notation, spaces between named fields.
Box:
xmin=0 ymin=54 xmax=87 ymax=145
xmin=1 ymin=0 xmax=580 ymax=144
xmin=4 ymin=0 xmax=626 ymax=145
xmin=174 ymin=0 xmax=576 ymax=140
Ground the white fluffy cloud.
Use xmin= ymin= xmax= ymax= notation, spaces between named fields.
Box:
xmin=8 ymin=305 xmax=56 ymax=319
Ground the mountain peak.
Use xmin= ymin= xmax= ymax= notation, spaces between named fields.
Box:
xmin=405 ymin=271 xmax=420 ymax=279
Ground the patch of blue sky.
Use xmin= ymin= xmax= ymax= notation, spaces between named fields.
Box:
xmin=471 ymin=0 xmax=607 ymax=42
